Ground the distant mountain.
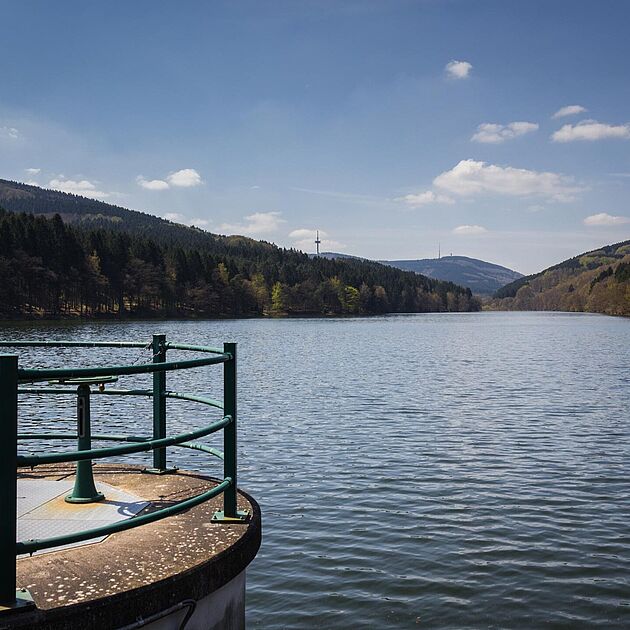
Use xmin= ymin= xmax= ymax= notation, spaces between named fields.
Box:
xmin=381 ymin=256 xmax=523 ymax=295
xmin=491 ymin=240 xmax=630 ymax=317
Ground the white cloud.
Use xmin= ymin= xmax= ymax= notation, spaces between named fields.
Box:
xmin=445 ymin=60 xmax=472 ymax=79
xmin=396 ymin=190 xmax=455 ymax=207
xmin=0 ymin=126 xmax=19 ymax=139
xmin=220 ymin=211 xmax=285 ymax=236
xmin=25 ymin=168 xmax=40 ymax=175
xmin=552 ymin=119 xmax=630 ymax=142
xmin=289 ymin=228 xmax=327 ymax=240
xmin=163 ymin=212 xmax=211 ymax=228
xmin=167 ymin=168 xmax=202 ymax=187
xmin=453 ymin=225 xmax=488 ymax=235
xmin=137 ymin=176 xmax=169 ymax=190
xmin=288 ymin=228 xmax=344 ymax=252
xmin=471 ymin=121 xmax=538 ymax=144
xmin=583 ymin=212 xmax=630 ymax=226
xmin=552 ymin=105 xmax=587 ymax=119
xmin=136 ymin=168 xmax=203 ymax=190
xmin=433 ymin=159 xmax=581 ymax=201
xmin=189 ymin=217 xmax=210 ymax=227
xmin=48 ymin=177 xmax=110 ymax=200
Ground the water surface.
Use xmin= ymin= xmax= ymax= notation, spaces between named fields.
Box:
xmin=3 ymin=312 xmax=629 ymax=628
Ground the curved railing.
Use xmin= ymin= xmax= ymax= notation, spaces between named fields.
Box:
xmin=0 ymin=335 xmax=244 ymax=609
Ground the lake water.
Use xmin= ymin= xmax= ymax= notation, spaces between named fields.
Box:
xmin=3 ymin=312 xmax=630 ymax=628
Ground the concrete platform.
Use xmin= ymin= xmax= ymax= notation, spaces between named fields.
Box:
xmin=4 ymin=464 xmax=262 ymax=630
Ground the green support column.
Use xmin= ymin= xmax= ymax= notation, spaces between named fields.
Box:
xmin=66 ymin=384 xmax=104 ymax=503
xmin=0 ymin=355 xmax=34 ymax=613
xmin=152 ymin=334 xmax=167 ymax=470
xmin=212 ymin=343 xmax=248 ymax=522
xmin=145 ymin=334 xmax=176 ymax=474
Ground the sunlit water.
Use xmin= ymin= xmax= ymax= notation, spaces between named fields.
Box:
xmin=2 ymin=312 xmax=629 ymax=628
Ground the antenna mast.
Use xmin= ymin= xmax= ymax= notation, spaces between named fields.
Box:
xmin=315 ymin=230 xmax=321 ymax=256
xmin=438 ymin=243 xmax=441 ymax=259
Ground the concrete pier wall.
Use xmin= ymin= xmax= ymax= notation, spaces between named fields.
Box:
xmin=132 ymin=571 xmax=246 ymax=630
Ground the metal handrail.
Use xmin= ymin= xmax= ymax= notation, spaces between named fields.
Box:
xmin=17 ymin=354 xmax=230 ymax=382
xmin=17 ymin=433 xmax=226 ymax=460
xmin=0 ymin=335 xmax=242 ymax=610
xmin=17 ymin=416 xmax=231 ymax=467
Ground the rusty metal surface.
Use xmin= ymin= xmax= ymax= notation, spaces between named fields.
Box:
xmin=17 ymin=479 xmax=148 ymax=556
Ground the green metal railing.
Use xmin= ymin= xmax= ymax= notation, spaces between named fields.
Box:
xmin=0 ymin=335 xmax=246 ymax=612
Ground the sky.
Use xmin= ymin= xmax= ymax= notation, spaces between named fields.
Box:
xmin=1 ymin=1 xmax=629 ymax=274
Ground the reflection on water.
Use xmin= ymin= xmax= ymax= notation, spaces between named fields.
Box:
xmin=3 ymin=312 xmax=630 ymax=628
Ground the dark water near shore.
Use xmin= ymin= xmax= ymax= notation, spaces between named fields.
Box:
xmin=3 ymin=312 xmax=630 ymax=628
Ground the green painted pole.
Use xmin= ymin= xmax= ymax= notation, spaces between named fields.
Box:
xmin=65 ymin=384 xmax=104 ymax=503
xmin=152 ymin=334 xmax=167 ymax=471
xmin=0 ymin=355 xmax=18 ymax=604
xmin=223 ymin=343 xmax=237 ymax=518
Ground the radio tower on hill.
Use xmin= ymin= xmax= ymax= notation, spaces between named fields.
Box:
xmin=315 ymin=230 xmax=321 ymax=256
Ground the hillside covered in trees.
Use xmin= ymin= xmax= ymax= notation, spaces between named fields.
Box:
xmin=0 ymin=187 xmax=480 ymax=319
xmin=490 ymin=240 xmax=630 ymax=317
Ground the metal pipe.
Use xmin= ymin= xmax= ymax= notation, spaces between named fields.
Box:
xmin=0 ymin=341 xmax=149 ymax=348
xmin=165 ymin=342 xmax=226 ymax=355
xmin=17 ymin=354 xmax=230 ymax=383
xmin=18 ymin=388 xmax=153 ymax=396
xmin=164 ymin=391 xmax=223 ymax=410
xmin=17 ymin=434 xmax=225 ymax=460
xmin=17 ymin=416 xmax=232 ymax=467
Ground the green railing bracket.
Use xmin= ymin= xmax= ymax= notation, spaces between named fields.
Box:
xmin=142 ymin=465 xmax=180 ymax=476
xmin=0 ymin=588 xmax=36 ymax=615
xmin=211 ymin=509 xmax=250 ymax=523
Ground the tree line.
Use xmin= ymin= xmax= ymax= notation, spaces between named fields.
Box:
xmin=0 ymin=208 xmax=480 ymax=319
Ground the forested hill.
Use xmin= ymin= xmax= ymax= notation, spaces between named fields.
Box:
xmin=490 ymin=240 xmax=630 ymax=316
xmin=0 ymin=178 xmax=239 ymax=252
xmin=0 ymin=184 xmax=481 ymax=319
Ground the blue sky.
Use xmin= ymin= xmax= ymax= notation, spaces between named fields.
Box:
xmin=1 ymin=1 xmax=629 ymax=273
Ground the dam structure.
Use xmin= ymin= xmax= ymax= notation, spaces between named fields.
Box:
xmin=0 ymin=336 xmax=261 ymax=629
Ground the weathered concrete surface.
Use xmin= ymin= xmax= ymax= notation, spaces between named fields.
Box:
xmin=2 ymin=464 xmax=261 ymax=630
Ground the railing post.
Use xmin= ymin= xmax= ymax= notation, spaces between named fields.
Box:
xmin=224 ymin=342 xmax=237 ymax=517
xmin=212 ymin=342 xmax=248 ymax=522
xmin=150 ymin=334 xmax=168 ymax=472
xmin=0 ymin=355 xmax=17 ymax=605
xmin=0 ymin=355 xmax=34 ymax=612
xmin=65 ymin=384 xmax=104 ymax=504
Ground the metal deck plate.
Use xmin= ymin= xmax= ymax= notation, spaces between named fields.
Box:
xmin=17 ymin=479 xmax=149 ymax=556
